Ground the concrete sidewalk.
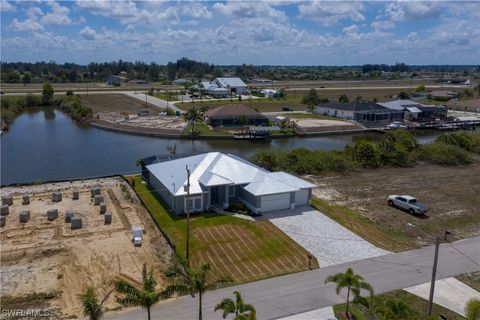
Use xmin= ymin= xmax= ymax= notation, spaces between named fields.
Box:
xmin=405 ymin=277 xmax=480 ymax=316
xmin=277 ymin=307 xmax=337 ymax=320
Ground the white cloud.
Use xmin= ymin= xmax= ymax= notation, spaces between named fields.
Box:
xmin=1 ymin=0 xmax=16 ymax=12
xmin=298 ymin=1 xmax=365 ymax=26
xmin=180 ymin=3 xmax=212 ymax=19
xmin=385 ymin=1 xmax=442 ymax=22
xmin=213 ymin=1 xmax=287 ymax=21
xmin=79 ymin=26 xmax=96 ymax=40
xmin=371 ymin=20 xmax=395 ymax=31
xmin=343 ymin=24 xmax=359 ymax=34
xmin=10 ymin=17 xmax=43 ymax=31
xmin=26 ymin=6 xmax=43 ymax=19
xmin=41 ymin=1 xmax=72 ymax=25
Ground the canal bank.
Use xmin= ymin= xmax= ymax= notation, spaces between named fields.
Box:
xmin=0 ymin=110 xmax=441 ymax=185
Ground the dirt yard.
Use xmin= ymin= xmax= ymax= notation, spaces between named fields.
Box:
xmin=294 ymin=118 xmax=360 ymax=133
xmin=81 ymin=94 xmax=159 ymax=114
xmin=0 ymin=177 xmax=172 ymax=319
xmin=310 ymin=163 xmax=480 ymax=248
xmin=96 ymin=113 xmax=186 ymax=131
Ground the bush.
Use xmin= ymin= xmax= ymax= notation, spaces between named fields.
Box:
xmin=435 ymin=132 xmax=480 ymax=154
xmin=417 ymin=142 xmax=473 ymax=165
xmin=66 ymin=90 xmax=74 ymax=96
xmin=227 ymin=202 xmax=251 ymax=215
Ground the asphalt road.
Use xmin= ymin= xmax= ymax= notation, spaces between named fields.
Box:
xmin=103 ymin=236 xmax=480 ymax=320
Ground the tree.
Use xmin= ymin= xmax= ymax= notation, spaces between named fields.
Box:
xmin=325 ymin=268 xmax=374 ymax=319
xmin=339 ymin=94 xmax=349 ymax=103
xmin=415 ymin=84 xmax=426 ymax=93
xmin=215 ymin=291 xmax=256 ymax=320
xmin=375 ymin=298 xmax=413 ymax=320
xmin=78 ymin=286 xmax=112 ymax=320
xmin=183 ymin=107 xmax=203 ymax=135
xmin=115 ymin=264 xmax=166 ymax=320
xmin=42 ymin=82 xmax=54 ymax=105
xmin=163 ymin=258 xmax=231 ymax=320
xmin=22 ymin=72 xmax=32 ymax=84
xmin=279 ymin=119 xmax=288 ymax=134
xmin=466 ymin=298 xmax=480 ymax=320
xmin=397 ymin=91 xmax=410 ymax=99
xmin=238 ymin=114 xmax=249 ymax=126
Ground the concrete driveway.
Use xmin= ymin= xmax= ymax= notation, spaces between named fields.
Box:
xmin=260 ymin=207 xmax=389 ymax=267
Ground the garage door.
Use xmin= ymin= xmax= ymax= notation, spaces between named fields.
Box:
xmin=295 ymin=189 xmax=310 ymax=206
xmin=260 ymin=193 xmax=291 ymax=212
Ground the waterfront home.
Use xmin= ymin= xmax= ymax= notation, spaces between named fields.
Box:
xmin=143 ymin=152 xmax=315 ymax=215
xmin=378 ymin=100 xmax=448 ymax=122
xmin=315 ymin=101 xmax=404 ymax=127
xmin=206 ymin=104 xmax=269 ymax=127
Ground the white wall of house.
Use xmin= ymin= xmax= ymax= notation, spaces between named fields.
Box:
xmin=316 ymin=107 xmax=354 ymax=119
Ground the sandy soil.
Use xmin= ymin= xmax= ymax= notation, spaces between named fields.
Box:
xmin=96 ymin=113 xmax=186 ymax=131
xmin=309 ymin=163 xmax=480 ymax=246
xmin=295 ymin=118 xmax=356 ymax=128
xmin=1 ymin=177 xmax=172 ymax=319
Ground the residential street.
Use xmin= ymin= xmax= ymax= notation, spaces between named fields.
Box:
xmin=103 ymin=236 xmax=480 ymax=320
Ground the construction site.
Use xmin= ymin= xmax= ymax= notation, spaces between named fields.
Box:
xmin=0 ymin=177 xmax=172 ymax=318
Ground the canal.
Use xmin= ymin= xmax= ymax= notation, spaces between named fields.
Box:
xmin=0 ymin=110 xmax=440 ymax=185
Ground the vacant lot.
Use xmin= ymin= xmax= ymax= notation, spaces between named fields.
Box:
xmin=177 ymin=96 xmax=306 ymax=112
xmin=310 ymin=163 xmax=480 ymax=251
xmin=0 ymin=178 xmax=172 ymax=318
xmin=81 ymin=94 xmax=159 ymax=114
xmin=131 ymin=176 xmax=318 ymax=284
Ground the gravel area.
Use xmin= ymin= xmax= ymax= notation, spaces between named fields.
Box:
xmin=260 ymin=207 xmax=389 ymax=267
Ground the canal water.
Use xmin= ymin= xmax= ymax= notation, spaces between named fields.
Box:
xmin=0 ymin=110 xmax=440 ymax=185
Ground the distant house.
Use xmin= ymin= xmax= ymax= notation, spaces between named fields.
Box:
xmin=106 ymin=75 xmax=122 ymax=86
xmin=143 ymin=152 xmax=316 ymax=214
xmin=128 ymin=79 xmax=148 ymax=85
xmin=118 ymin=71 xmax=128 ymax=78
xmin=315 ymin=101 xmax=404 ymax=127
xmin=214 ymin=77 xmax=248 ymax=95
xmin=428 ymin=91 xmax=459 ymax=101
xmin=206 ymin=104 xmax=268 ymax=127
xmin=173 ymin=78 xmax=190 ymax=85
xmin=250 ymin=78 xmax=276 ymax=84
xmin=200 ymin=80 xmax=229 ymax=98
xmin=378 ymin=100 xmax=448 ymax=122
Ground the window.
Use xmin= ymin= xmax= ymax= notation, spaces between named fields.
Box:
xmin=408 ymin=199 xmax=417 ymax=204
xmin=398 ymin=197 xmax=406 ymax=202
xmin=228 ymin=185 xmax=235 ymax=197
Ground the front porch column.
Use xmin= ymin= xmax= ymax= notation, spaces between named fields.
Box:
xmin=223 ymin=185 xmax=229 ymax=209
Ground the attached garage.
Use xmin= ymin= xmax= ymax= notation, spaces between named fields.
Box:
xmin=295 ymin=189 xmax=310 ymax=206
xmin=260 ymin=193 xmax=291 ymax=212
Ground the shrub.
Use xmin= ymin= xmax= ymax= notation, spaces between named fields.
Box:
xmin=435 ymin=132 xmax=480 ymax=154
xmin=417 ymin=142 xmax=473 ymax=165
xmin=66 ymin=90 xmax=74 ymax=96
xmin=353 ymin=140 xmax=380 ymax=168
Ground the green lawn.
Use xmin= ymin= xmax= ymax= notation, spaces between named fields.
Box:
xmin=333 ymin=290 xmax=465 ymax=320
xmin=130 ymin=176 xmax=318 ymax=283
xmin=311 ymin=198 xmax=415 ymax=252
xmin=182 ymin=123 xmax=232 ymax=136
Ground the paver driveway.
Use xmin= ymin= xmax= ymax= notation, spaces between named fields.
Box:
xmin=260 ymin=207 xmax=389 ymax=267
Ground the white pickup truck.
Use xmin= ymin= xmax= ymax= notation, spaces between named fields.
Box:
xmin=387 ymin=195 xmax=428 ymax=215
xmin=132 ymin=226 xmax=144 ymax=246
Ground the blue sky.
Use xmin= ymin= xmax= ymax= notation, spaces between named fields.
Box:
xmin=1 ymin=0 xmax=479 ymax=65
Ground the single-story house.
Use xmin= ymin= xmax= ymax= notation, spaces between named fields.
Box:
xmin=200 ymin=80 xmax=229 ymax=98
xmin=106 ymin=75 xmax=122 ymax=86
xmin=378 ymin=100 xmax=448 ymax=122
xmin=206 ymin=104 xmax=269 ymax=127
xmin=214 ymin=77 xmax=248 ymax=95
xmin=315 ymin=101 xmax=404 ymax=127
xmin=173 ymin=78 xmax=190 ymax=85
xmin=143 ymin=152 xmax=316 ymax=215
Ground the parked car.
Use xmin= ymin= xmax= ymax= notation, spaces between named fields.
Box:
xmin=282 ymin=106 xmax=293 ymax=111
xmin=386 ymin=121 xmax=408 ymax=130
xmin=387 ymin=195 xmax=428 ymax=214
xmin=131 ymin=226 xmax=144 ymax=246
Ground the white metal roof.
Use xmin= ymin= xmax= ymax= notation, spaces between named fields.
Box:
xmin=215 ymin=77 xmax=247 ymax=88
xmin=146 ymin=152 xmax=316 ymax=197
xmin=378 ymin=100 xmax=423 ymax=110
xmin=406 ymin=107 xmax=422 ymax=113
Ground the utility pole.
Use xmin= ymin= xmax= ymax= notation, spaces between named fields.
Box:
xmin=427 ymin=236 xmax=440 ymax=316
xmin=185 ymin=165 xmax=191 ymax=267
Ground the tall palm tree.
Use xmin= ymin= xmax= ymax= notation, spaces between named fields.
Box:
xmin=466 ymin=298 xmax=480 ymax=320
xmin=325 ymin=268 xmax=374 ymax=319
xmin=183 ymin=107 xmax=203 ymax=135
xmin=163 ymin=258 xmax=231 ymax=320
xmin=215 ymin=291 xmax=256 ymax=320
xmin=78 ymin=286 xmax=112 ymax=320
xmin=114 ymin=264 xmax=166 ymax=320
xmin=375 ymin=298 xmax=413 ymax=320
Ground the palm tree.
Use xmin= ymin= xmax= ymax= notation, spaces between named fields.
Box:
xmin=466 ymin=298 xmax=480 ymax=320
xmin=183 ymin=107 xmax=203 ymax=135
xmin=78 ymin=286 xmax=112 ymax=320
xmin=215 ymin=291 xmax=256 ymax=320
xmin=114 ymin=264 xmax=166 ymax=320
xmin=375 ymin=298 xmax=413 ymax=320
xmin=288 ymin=120 xmax=298 ymax=134
xmin=325 ymin=268 xmax=374 ymax=319
xmin=163 ymin=258 xmax=231 ymax=320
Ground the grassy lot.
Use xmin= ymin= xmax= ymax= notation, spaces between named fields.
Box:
xmin=130 ymin=176 xmax=318 ymax=284
xmin=309 ymin=163 xmax=480 ymax=249
xmin=80 ymin=94 xmax=158 ymax=114
xmin=333 ymin=290 xmax=465 ymax=320
xmin=182 ymin=123 xmax=232 ymax=136
xmin=456 ymin=271 xmax=480 ymax=292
